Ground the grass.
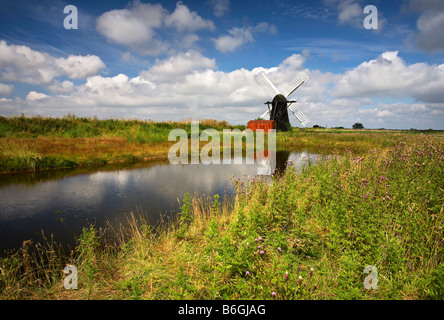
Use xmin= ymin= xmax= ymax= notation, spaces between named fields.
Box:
xmin=0 ymin=130 xmax=442 ymax=300
xmin=0 ymin=115 xmax=245 ymax=173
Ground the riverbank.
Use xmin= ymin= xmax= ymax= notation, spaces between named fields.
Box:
xmin=0 ymin=130 xmax=442 ymax=300
xmin=2 ymin=115 xmax=442 ymax=174
xmin=0 ymin=115 xmax=244 ymax=173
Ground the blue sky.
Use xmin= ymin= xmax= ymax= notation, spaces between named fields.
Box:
xmin=0 ymin=0 xmax=443 ymax=129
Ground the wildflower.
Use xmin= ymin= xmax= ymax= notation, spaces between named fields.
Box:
xmin=255 ymin=238 xmax=258 ymax=242
xmin=258 ymin=245 xmax=261 ymax=249
xmin=260 ymin=250 xmax=264 ymax=255
xmin=285 ymin=271 xmax=289 ymax=282
xmin=271 ymin=292 xmax=276 ymax=297
xmin=247 ymin=242 xmax=249 ymax=248
xmin=298 ymin=276 xmax=303 ymax=285
xmin=310 ymin=268 xmax=314 ymax=278
xmin=277 ymin=247 xmax=281 ymax=252
xmin=365 ymin=194 xmax=368 ymax=199
xmin=313 ymin=284 xmax=317 ymax=291
xmin=246 ymin=271 xmax=250 ymax=276
xmin=258 ymin=237 xmax=262 ymax=241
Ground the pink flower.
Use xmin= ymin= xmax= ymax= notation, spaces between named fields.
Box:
xmin=271 ymin=292 xmax=276 ymax=297
xmin=260 ymin=250 xmax=264 ymax=255
xmin=246 ymin=271 xmax=250 ymax=276
xmin=277 ymin=247 xmax=281 ymax=252
xmin=285 ymin=271 xmax=289 ymax=282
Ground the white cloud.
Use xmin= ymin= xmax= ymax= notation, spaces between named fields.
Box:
xmin=0 ymin=40 xmax=105 ymax=85
xmin=96 ymin=2 xmax=167 ymax=56
xmin=0 ymin=48 xmax=443 ymax=129
xmin=207 ymin=0 xmax=230 ymax=17
xmin=213 ymin=22 xmax=277 ymax=52
xmin=415 ymin=10 xmax=444 ymax=52
xmin=213 ymin=27 xmax=254 ymax=52
xmin=406 ymin=0 xmax=444 ymax=52
xmin=140 ymin=50 xmax=216 ymax=82
xmin=165 ymin=2 xmax=215 ymax=32
xmin=0 ymin=83 xmax=14 ymax=96
xmin=96 ymin=1 xmax=214 ymax=55
xmin=332 ymin=51 xmax=444 ymax=103
xmin=26 ymin=91 xmax=49 ymax=101
xmin=48 ymin=80 xmax=75 ymax=94
xmin=338 ymin=1 xmax=362 ymax=25
xmin=55 ymin=55 xmax=107 ymax=79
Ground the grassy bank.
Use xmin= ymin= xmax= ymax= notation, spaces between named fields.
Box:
xmin=1 ymin=132 xmax=442 ymax=299
xmin=2 ymin=115 xmax=442 ymax=174
xmin=0 ymin=115 xmax=245 ymax=173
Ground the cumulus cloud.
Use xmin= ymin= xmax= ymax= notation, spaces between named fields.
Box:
xmin=331 ymin=51 xmax=444 ymax=103
xmin=406 ymin=0 xmax=444 ymax=52
xmin=140 ymin=50 xmax=216 ymax=82
xmin=0 ymin=40 xmax=105 ymax=85
xmin=26 ymin=91 xmax=49 ymax=101
xmin=213 ymin=22 xmax=277 ymax=52
xmin=325 ymin=0 xmax=386 ymax=31
xmin=96 ymin=1 xmax=214 ymax=55
xmin=415 ymin=10 xmax=444 ymax=52
xmin=0 ymin=83 xmax=14 ymax=96
xmin=1 ymin=47 xmax=443 ymax=129
xmin=165 ymin=1 xmax=215 ymax=32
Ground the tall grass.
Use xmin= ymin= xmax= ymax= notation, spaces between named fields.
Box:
xmin=0 ymin=115 xmax=246 ymax=173
xmin=1 ymin=133 xmax=442 ymax=300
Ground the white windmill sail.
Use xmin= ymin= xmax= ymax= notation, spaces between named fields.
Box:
xmin=257 ymin=72 xmax=281 ymax=98
xmin=282 ymin=72 xmax=309 ymax=98
xmin=288 ymin=104 xmax=309 ymax=126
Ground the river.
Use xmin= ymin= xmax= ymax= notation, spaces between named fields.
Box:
xmin=0 ymin=150 xmax=320 ymax=253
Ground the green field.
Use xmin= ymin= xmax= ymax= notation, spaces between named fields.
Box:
xmin=0 ymin=116 xmax=443 ymax=300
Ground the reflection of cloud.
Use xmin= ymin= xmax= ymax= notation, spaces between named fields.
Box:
xmin=0 ymin=151 xmax=314 ymax=224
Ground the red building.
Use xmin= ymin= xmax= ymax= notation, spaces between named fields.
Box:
xmin=247 ymin=120 xmax=276 ymax=132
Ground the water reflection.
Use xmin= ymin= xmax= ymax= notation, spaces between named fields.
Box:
xmin=0 ymin=150 xmax=320 ymax=253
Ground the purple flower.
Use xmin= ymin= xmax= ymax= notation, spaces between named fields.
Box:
xmin=365 ymin=194 xmax=368 ymax=199
xmin=277 ymin=247 xmax=281 ymax=252
xmin=310 ymin=268 xmax=313 ymax=278
xmin=271 ymin=292 xmax=276 ymax=297
xmin=260 ymin=250 xmax=264 ymax=255
xmin=298 ymin=276 xmax=303 ymax=285
xmin=255 ymin=238 xmax=258 ymax=242
xmin=247 ymin=243 xmax=249 ymax=248
xmin=258 ymin=237 xmax=262 ymax=241
xmin=246 ymin=271 xmax=250 ymax=276
xmin=285 ymin=271 xmax=289 ymax=282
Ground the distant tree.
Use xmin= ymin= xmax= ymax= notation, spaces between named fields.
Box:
xmin=352 ymin=122 xmax=364 ymax=129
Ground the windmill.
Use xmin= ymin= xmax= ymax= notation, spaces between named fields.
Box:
xmin=256 ymin=71 xmax=309 ymax=131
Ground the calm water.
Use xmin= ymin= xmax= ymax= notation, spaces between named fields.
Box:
xmin=0 ymin=150 xmax=320 ymax=253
